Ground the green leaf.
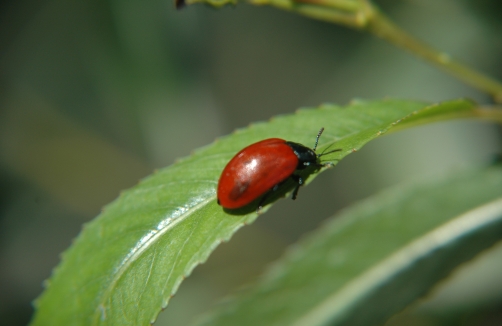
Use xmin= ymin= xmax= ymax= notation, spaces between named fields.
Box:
xmin=195 ymin=167 xmax=502 ymax=326
xmin=31 ymin=98 xmax=480 ymax=325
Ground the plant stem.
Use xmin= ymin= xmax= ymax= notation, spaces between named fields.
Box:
xmin=248 ymin=0 xmax=502 ymax=103
xmin=365 ymin=5 xmax=502 ymax=104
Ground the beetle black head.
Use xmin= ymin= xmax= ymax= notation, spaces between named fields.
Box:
xmin=287 ymin=128 xmax=341 ymax=170
xmin=285 ymin=141 xmax=317 ymax=170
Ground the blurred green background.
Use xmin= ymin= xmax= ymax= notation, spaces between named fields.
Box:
xmin=1 ymin=0 xmax=502 ymax=325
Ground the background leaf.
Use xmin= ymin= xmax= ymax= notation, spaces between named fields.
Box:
xmin=196 ymin=167 xmax=502 ymax=326
xmin=31 ymin=98 xmax=480 ymax=325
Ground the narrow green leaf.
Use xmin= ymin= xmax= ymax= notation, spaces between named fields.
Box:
xmin=195 ymin=167 xmax=502 ymax=326
xmin=31 ymin=99 xmax=480 ymax=325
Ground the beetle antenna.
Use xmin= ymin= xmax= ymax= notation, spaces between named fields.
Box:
xmin=318 ymin=148 xmax=342 ymax=158
xmin=317 ymin=141 xmax=342 ymax=160
xmin=313 ymin=127 xmax=342 ymax=160
xmin=318 ymin=142 xmax=338 ymax=156
xmin=313 ymin=127 xmax=324 ymax=152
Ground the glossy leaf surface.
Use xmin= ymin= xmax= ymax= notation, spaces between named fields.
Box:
xmin=31 ymin=99 xmax=480 ymax=325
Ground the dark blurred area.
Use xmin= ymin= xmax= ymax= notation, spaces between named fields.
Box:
xmin=1 ymin=0 xmax=501 ymax=325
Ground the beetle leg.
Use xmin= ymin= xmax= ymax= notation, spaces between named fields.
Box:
xmin=257 ymin=175 xmax=305 ymax=213
xmin=257 ymin=195 xmax=269 ymax=214
xmin=256 ymin=184 xmax=279 ymax=213
xmin=290 ymin=175 xmax=304 ymax=200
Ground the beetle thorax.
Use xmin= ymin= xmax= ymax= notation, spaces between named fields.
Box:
xmin=285 ymin=141 xmax=318 ymax=170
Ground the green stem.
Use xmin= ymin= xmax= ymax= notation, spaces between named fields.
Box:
xmin=365 ymin=5 xmax=502 ymax=103
xmin=247 ymin=0 xmax=502 ymax=103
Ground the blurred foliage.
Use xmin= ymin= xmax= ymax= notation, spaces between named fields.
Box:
xmin=0 ymin=0 xmax=501 ymax=325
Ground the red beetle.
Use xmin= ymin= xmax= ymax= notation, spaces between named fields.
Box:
xmin=217 ymin=128 xmax=340 ymax=210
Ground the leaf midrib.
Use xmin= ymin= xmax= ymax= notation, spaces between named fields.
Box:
xmin=91 ymin=196 xmax=215 ymax=324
